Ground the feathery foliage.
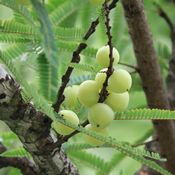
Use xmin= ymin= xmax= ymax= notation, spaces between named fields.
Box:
xmin=69 ymin=150 xmax=109 ymax=173
xmin=115 ymin=108 xmax=175 ymax=120
xmin=0 ymin=51 xmax=171 ymax=174
xmin=49 ymin=0 xmax=88 ymax=25
xmin=37 ymin=54 xmax=58 ymax=102
xmin=0 ymin=0 xmax=175 ymax=175
xmin=1 ymin=147 xmax=30 ymax=158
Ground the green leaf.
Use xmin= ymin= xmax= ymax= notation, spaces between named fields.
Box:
xmin=0 ymin=0 xmax=35 ymax=25
xmin=68 ymin=74 xmax=93 ymax=85
xmin=1 ymin=43 xmax=27 ymax=60
xmin=62 ymin=143 xmax=97 ymax=152
xmin=69 ymin=150 xmax=109 ymax=173
xmin=37 ymin=54 xmax=58 ymax=102
xmin=0 ymin=20 xmax=35 ymax=36
xmin=0 ymin=33 xmax=34 ymax=43
xmin=2 ymin=147 xmax=31 ymax=158
xmin=58 ymin=40 xmax=97 ymax=58
xmin=115 ymin=108 xmax=175 ymax=120
xmin=55 ymin=27 xmax=84 ymax=42
xmin=30 ymin=0 xmax=59 ymax=68
xmin=49 ymin=0 xmax=88 ymax=26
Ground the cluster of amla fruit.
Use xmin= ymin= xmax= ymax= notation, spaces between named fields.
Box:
xmin=52 ymin=45 xmax=132 ymax=146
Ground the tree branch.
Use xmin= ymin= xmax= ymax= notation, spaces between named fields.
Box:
xmin=0 ymin=142 xmax=38 ymax=175
xmin=0 ymin=66 xmax=78 ymax=175
xmin=119 ymin=62 xmax=139 ymax=72
xmin=98 ymin=0 xmax=115 ymax=103
xmin=122 ymin=0 xmax=175 ymax=174
xmin=155 ymin=3 xmax=174 ymax=33
xmin=0 ymin=156 xmax=38 ymax=175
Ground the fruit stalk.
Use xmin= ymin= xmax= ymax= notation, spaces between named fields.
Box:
xmin=98 ymin=0 xmax=114 ymax=103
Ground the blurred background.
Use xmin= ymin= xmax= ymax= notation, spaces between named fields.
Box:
xmin=0 ymin=0 xmax=174 ymax=174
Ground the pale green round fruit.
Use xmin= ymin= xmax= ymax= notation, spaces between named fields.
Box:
xmin=105 ymin=92 xmax=129 ymax=112
xmin=52 ymin=110 xmax=79 ymax=136
xmin=63 ymin=85 xmax=79 ymax=107
xmin=88 ymin=103 xmax=114 ymax=129
xmin=84 ymin=124 xmax=108 ymax=146
xmin=96 ymin=46 xmax=120 ymax=68
xmin=108 ymin=69 xmax=132 ymax=93
xmin=95 ymin=68 xmax=107 ymax=89
xmin=78 ymin=80 xmax=99 ymax=107
xmin=90 ymin=0 xmax=104 ymax=6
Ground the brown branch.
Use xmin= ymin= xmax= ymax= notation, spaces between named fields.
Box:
xmin=98 ymin=0 xmax=115 ymax=103
xmin=0 ymin=142 xmax=38 ymax=175
xmin=119 ymin=62 xmax=139 ymax=72
xmin=122 ymin=0 xmax=175 ymax=175
xmin=0 ymin=143 xmax=7 ymax=154
xmin=52 ymin=0 xmax=120 ymax=113
xmin=52 ymin=42 xmax=88 ymax=112
xmin=0 ymin=156 xmax=39 ymax=175
xmin=155 ymin=3 xmax=174 ymax=33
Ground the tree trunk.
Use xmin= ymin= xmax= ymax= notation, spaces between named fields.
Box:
xmin=122 ymin=0 xmax=175 ymax=174
xmin=0 ymin=65 xmax=78 ymax=175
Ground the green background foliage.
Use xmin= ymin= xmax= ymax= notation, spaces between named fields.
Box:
xmin=0 ymin=0 xmax=174 ymax=174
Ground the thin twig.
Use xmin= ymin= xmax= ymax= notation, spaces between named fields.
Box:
xmin=52 ymin=22 xmax=99 ymax=112
xmin=98 ymin=0 xmax=115 ymax=103
xmin=119 ymin=62 xmax=139 ymax=72
xmin=52 ymin=0 xmax=119 ymax=113
xmin=154 ymin=2 xmax=174 ymax=33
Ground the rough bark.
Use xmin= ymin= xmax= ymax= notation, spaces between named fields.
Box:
xmin=0 ymin=66 xmax=78 ymax=175
xmin=122 ymin=0 xmax=175 ymax=174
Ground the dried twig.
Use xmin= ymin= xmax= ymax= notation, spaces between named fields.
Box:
xmin=119 ymin=62 xmax=139 ymax=72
